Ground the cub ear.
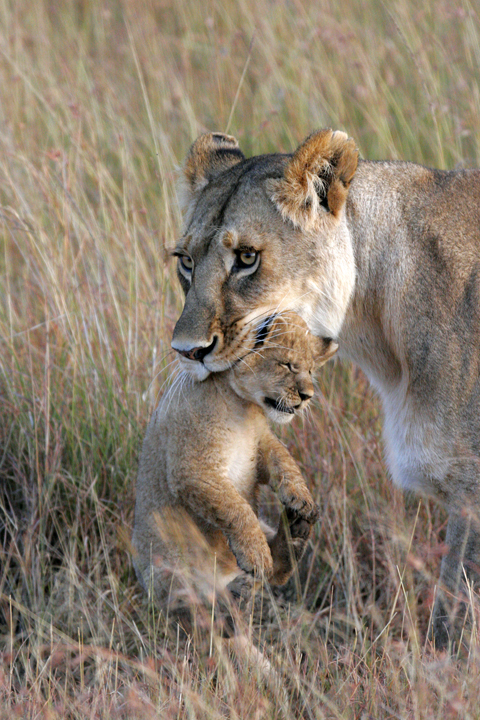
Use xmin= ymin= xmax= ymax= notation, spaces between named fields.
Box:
xmin=267 ymin=129 xmax=358 ymax=231
xmin=314 ymin=337 xmax=339 ymax=366
xmin=179 ymin=132 xmax=245 ymax=210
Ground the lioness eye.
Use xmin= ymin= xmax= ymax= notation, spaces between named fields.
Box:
xmin=178 ymin=255 xmax=194 ymax=276
xmin=239 ymin=250 xmax=257 ymax=266
xmin=234 ymin=249 xmax=260 ymax=274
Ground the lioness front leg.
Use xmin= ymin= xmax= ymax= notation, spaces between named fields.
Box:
xmin=432 ymin=508 xmax=480 ymax=650
xmin=258 ymin=433 xmax=319 ymax=523
xmin=175 ymin=471 xmax=274 ymax=579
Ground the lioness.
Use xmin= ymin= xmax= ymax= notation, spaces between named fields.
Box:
xmin=171 ymin=130 xmax=480 ymax=649
xmin=132 ymin=312 xmax=337 ymax=619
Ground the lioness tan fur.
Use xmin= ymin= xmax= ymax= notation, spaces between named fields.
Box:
xmin=132 ymin=313 xmax=337 ymax=619
xmin=171 ymin=129 xmax=480 ymax=649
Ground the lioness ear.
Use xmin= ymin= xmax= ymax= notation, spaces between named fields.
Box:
xmin=267 ymin=129 xmax=358 ymax=230
xmin=314 ymin=337 xmax=339 ymax=366
xmin=180 ymin=132 xmax=245 ymax=210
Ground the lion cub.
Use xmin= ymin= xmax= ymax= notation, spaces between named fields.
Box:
xmin=132 ymin=312 xmax=337 ymax=612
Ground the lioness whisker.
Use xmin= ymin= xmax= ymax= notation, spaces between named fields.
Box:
xmin=153 ymin=366 xmax=184 ymax=405
xmin=152 ymin=348 xmax=177 ymax=369
xmin=143 ymin=352 xmax=181 ymax=399
xmin=231 ymin=350 xmax=257 ymax=374
xmin=174 ymin=371 xmax=193 ymax=412
xmin=163 ymin=370 xmax=190 ymax=415
xmin=150 ymin=356 xmax=182 ymax=385
xmin=239 ymin=289 xmax=316 ymax=336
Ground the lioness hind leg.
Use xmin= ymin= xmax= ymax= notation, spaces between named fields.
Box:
xmin=431 ymin=509 xmax=480 ymax=650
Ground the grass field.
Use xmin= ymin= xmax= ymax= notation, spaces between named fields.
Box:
xmin=1 ymin=0 xmax=480 ymax=717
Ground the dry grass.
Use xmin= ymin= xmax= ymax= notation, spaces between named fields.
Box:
xmin=1 ymin=0 xmax=480 ymax=717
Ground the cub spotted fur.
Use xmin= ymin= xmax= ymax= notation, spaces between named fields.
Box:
xmin=172 ymin=129 xmax=480 ymax=649
xmin=132 ymin=313 xmax=337 ymax=614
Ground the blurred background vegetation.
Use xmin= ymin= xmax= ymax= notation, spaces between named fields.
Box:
xmin=1 ymin=0 xmax=480 ymax=717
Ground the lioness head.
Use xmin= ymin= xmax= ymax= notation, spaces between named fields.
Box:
xmin=228 ymin=312 xmax=338 ymax=424
xmin=172 ymin=130 xmax=358 ymax=380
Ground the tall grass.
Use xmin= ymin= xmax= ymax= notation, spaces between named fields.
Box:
xmin=1 ymin=0 xmax=480 ymax=716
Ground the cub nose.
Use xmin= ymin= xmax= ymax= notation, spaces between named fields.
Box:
xmin=175 ymin=337 xmax=217 ymax=362
xmin=298 ymin=389 xmax=314 ymax=402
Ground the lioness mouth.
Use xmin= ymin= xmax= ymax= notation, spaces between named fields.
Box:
xmin=254 ymin=315 xmax=276 ymax=348
xmin=264 ymin=397 xmax=295 ymax=414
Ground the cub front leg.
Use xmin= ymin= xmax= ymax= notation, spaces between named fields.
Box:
xmin=268 ymin=508 xmax=313 ymax=586
xmin=257 ymin=432 xmax=319 ymax=586
xmin=173 ymin=469 xmax=274 ymax=579
xmin=258 ymin=433 xmax=319 ymax=523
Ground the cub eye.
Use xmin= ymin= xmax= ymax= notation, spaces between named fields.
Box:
xmin=233 ymin=249 xmax=260 ymax=274
xmin=279 ymin=362 xmax=295 ymax=373
xmin=178 ymin=255 xmax=194 ymax=278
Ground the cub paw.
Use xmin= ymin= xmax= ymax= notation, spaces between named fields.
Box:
xmin=226 ymin=574 xmax=255 ymax=607
xmin=285 ymin=511 xmax=313 ymax=543
xmin=280 ymin=486 xmax=319 ymax=523
xmin=229 ymin=536 xmax=274 ymax=579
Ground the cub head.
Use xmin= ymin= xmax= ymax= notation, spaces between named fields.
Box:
xmin=172 ymin=130 xmax=358 ymax=380
xmin=229 ymin=312 xmax=338 ymax=424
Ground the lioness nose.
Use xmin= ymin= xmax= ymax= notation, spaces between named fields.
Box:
xmin=174 ymin=337 xmax=217 ymax=362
